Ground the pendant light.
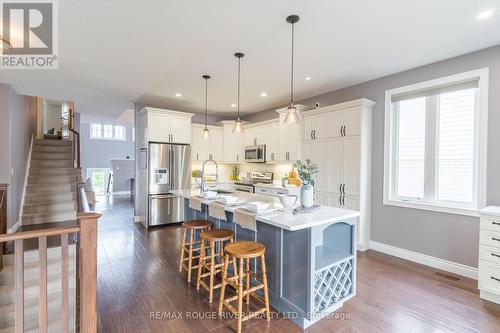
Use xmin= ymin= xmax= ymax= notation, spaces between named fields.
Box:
xmin=233 ymin=52 xmax=244 ymax=134
xmin=284 ymin=15 xmax=300 ymax=125
xmin=202 ymin=74 xmax=211 ymax=140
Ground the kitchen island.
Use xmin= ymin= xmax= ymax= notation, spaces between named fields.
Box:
xmin=175 ymin=190 xmax=359 ymax=329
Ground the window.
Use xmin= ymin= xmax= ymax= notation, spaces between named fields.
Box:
xmin=114 ymin=126 xmax=126 ymax=140
xmin=384 ymin=68 xmax=488 ymax=216
xmin=103 ymin=125 xmax=113 ymax=139
xmin=90 ymin=123 xmax=102 ymax=139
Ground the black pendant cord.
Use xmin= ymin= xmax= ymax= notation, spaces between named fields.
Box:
xmin=290 ymin=21 xmax=295 ymax=105
xmin=202 ymin=74 xmax=210 ymax=129
xmin=237 ymin=56 xmax=241 ymax=120
xmin=205 ymin=78 xmax=208 ymax=127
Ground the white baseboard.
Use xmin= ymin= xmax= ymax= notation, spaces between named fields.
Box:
xmin=113 ymin=191 xmax=132 ymax=195
xmin=8 ymin=220 xmax=21 ymax=233
xmin=369 ymin=241 xmax=478 ymax=280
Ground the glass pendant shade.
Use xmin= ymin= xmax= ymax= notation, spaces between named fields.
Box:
xmin=284 ymin=105 xmax=300 ymax=124
xmin=232 ymin=119 xmax=244 ymax=134
xmin=203 ymin=126 xmax=210 ymax=140
xmin=284 ymin=15 xmax=301 ymax=126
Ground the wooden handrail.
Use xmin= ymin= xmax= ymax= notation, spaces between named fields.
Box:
xmin=0 ymin=225 xmax=80 ymax=243
xmin=69 ymin=128 xmax=81 ymax=169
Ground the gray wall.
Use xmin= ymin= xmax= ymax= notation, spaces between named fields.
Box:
xmin=244 ymin=45 xmax=500 ymax=268
xmin=0 ymin=83 xmax=36 ymax=229
xmin=80 ymin=123 xmax=135 ymax=183
xmin=111 ymin=159 xmax=134 ymax=192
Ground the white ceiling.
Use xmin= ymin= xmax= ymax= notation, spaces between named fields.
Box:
xmin=1 ymin=0 xmax=499 ymax=119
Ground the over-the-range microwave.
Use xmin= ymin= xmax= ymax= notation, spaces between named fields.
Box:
xmin=244 ymin=144 xmax=266 ymax=163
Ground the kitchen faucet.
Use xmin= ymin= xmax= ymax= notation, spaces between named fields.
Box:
xmin=200 ymin=159 xmax=218 ymax=194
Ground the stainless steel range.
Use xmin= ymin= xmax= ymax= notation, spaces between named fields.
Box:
xmin=234 ymin=171 xmax=273 ymax=193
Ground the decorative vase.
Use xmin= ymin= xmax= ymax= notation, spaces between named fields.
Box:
xmin=301 ymin=185 xmax=314 ymax=208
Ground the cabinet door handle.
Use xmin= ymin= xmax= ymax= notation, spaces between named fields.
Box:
xmin=313 ymin=130 xmax=316 ymax=140
xmin=340 ymin=126 xmax=343 ymax=137
xmin=491 ymin=276 xmax=500 ymax=282
xmin=310 ymin=130 xmax=313 ymax=140
xmin=236 ymin=154 xmax=239 ymax=161
xmin=342 ymin=195 xmax=345 ymax=206
xmin=493 ymin=221 xmax=500 ymax=226
xmin=492 ymin=253 xmax=500 ymax=258
xmin=339 ymin=195 xmax=342 ymax=206
xmin=196 ymin=153 xmax=199 ymax=161
xmin=492 ymin=237 xmax=500 ymax=242
xmin=342 ymin=184 xmax=346 ymax=194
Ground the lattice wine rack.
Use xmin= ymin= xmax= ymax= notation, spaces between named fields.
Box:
xmin=313 ymin=258 xmax=353 ymax=315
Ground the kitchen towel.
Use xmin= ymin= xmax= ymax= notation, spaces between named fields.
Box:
xmin=233 ymin=208 xmax=257 ymax=231
xmin=189 ymin=196 xmax=203 ymax=212
xmin=209 ymin=201 xmax=227 ymax=221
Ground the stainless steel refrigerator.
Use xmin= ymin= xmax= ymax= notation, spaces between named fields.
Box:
xmin=148 ymin=142 xmax=191 ymax=226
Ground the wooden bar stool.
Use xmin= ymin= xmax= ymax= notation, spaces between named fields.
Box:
xmin=196 ymin=229 xmax=235 ymax=303
xmin=218 ymin=241 xmax=270 ymax=333
xmin=178 ymin=220 xmax=212 ymax=282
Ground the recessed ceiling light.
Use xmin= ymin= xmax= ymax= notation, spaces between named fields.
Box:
xmin=260 ymin=92 xmax=267 ymax=97
xmin=477 ymin=9 xmax=494 ymax=20
xmin=231 ymin=103 xmax=237 ymax=107
xmin=175 ymin=92 xmax=182 ymax=97
xmin=305 ymin=76 xmax=312 ymax=81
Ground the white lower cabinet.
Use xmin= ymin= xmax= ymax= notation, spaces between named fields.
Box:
xmin=479 ymin=206 xmax=500 ymax=304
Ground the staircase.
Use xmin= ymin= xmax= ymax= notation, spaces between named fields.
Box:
xmin=0 ymin=246 xmax=76 ymax=333
xmin=22 ymin=140 xmax=77 ymax=226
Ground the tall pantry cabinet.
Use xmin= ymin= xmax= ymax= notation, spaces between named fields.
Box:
xmin=301 ymin=98 xmax=375 ymax=251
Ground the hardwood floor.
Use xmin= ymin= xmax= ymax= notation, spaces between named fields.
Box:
xmin=96 ymin=195 xmax=500 ymax=332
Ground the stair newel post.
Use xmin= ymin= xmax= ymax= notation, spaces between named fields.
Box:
xmin=77 ymin=212 xmax=101 ymax=333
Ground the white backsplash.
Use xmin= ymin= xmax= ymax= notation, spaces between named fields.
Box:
xmin=191 ymin=161 xmax=294 ymax=183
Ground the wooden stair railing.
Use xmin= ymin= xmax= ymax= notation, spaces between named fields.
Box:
xmin=0 ymin=212 xmax=101 ymax=333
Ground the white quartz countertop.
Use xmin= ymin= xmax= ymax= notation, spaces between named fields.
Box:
xmin=253 ymin=183 xmax=300 ymax=190
xmin=172 ymin=190 xmax=360 ymax=231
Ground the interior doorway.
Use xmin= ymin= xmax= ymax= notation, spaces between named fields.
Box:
xmin=87 ymin=168 xmax=111 ymax=195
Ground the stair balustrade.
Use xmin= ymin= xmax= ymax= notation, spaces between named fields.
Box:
xmin=0 ymin=212 xmax=101 ymax=333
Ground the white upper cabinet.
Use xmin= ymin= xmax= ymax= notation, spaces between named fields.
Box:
xmin=343 ymin=108 xmax=361 ymax=137
xmin=303 ymin=105 xmax=362 ymax=140
xmin=141 ymin=108 xmax=193 ymax=144
xmin=244 ymin=121 xmax=280 ymax=163
xmin=277 ymin=110 xmax=301 ymax=162
xmin=191 ymin=124 xmax=222 ymax=162
xmin=220 ymin=121 xmax=244 ymax=163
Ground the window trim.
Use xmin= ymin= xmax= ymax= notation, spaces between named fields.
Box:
xmin=89 ymin=123 xmax=102 ymax=139
xmin=114 ymin=125 xmax=127 ymax=141
xmin=383 ymin=68 xmax=489 ymax=217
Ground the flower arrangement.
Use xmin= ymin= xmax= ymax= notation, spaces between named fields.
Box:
xmin=293 ymin=159 xmax=319 ymax=189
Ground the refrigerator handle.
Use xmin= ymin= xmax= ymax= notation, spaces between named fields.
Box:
xmin=169 ymin=146 xmax=174 ymax=191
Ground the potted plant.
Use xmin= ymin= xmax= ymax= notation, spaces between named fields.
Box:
xmin=293 ymin=159 xmax=319 ymax=208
